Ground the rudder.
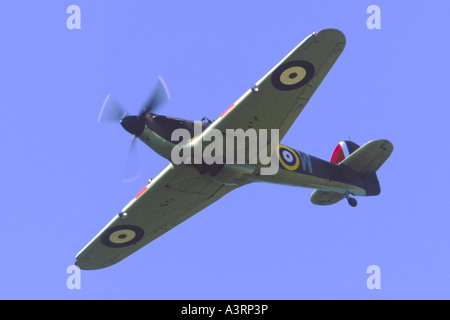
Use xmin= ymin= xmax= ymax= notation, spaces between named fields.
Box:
xmin=329 ymin=140 xmax=360 ymax=164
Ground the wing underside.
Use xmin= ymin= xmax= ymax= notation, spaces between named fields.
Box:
xmin=76 ymin=164 xmax=239 ymax=270
xmin=210 ymin=29 xmax=346 ymax=145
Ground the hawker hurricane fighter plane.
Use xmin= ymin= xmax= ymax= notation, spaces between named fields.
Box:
xmin=76 ymin=29 xmax=393 ymax=270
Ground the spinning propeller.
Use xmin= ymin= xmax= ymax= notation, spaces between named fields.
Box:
xmin=97 ymin=76 xmax=171 ymax=182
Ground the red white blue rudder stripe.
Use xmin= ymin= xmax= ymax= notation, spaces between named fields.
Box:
xmin=330 ymin=140 xmax=360 ymax=164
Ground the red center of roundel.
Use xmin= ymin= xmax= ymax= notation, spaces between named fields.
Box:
xmin=283 ymin=151 xmax=292 ymax=161
xmin=289 ymin=72 xmax=298 ymax=79
xmin=118 ymin=234 xmax=127 ymax=239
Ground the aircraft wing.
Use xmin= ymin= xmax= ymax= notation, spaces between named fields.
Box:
xmin=210 ymin=28 xmax=346 ymax=143
xmin=75 ymin=164 xmax=239 ymax=270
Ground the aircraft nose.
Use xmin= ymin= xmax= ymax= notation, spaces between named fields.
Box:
xmin=120 ymin=116 xmax=146 ymax=136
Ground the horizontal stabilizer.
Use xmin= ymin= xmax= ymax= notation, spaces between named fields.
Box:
xmin=310 ymin=189 xmax=345 ymax=205
xmin=339 ymin=139 xmax=393 ymax=173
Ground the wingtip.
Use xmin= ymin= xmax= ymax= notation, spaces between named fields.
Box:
xmin=74 ymin=259 xmax=107 ymax=271
xmin=314 ymin=28 xmax=346 ymax=44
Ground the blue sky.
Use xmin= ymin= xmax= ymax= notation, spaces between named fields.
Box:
xmin=1 ymin=1 xmax=450 ymax=299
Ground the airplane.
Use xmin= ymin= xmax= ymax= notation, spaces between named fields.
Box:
xmin=75 ymin=29 xmax=393 ymax=270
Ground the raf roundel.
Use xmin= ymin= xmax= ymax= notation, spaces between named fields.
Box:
xmin=278 ymin=145 xmax=300 ymax=171
xmin=271 ymin=60 xmax=315 ymax=91
xmin=101 ymin=225 xmax=144 ymax=248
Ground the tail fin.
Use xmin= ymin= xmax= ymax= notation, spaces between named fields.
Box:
xmin=310 ymin=139 xmax=393 ymax=206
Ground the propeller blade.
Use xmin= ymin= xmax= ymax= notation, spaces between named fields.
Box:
xmin=139 ymin=76 xmax=170 ymax=117
xmin=121 ymin=135 xmax=141 ymax=184
xmin=98 ymin=94 xmax=128 ymax=123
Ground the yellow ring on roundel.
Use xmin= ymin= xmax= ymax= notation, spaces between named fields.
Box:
xmin=109 ymin=229 xmax=136 ymax=244
xmin=277 ymin=145 xmax=300 ymax=171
